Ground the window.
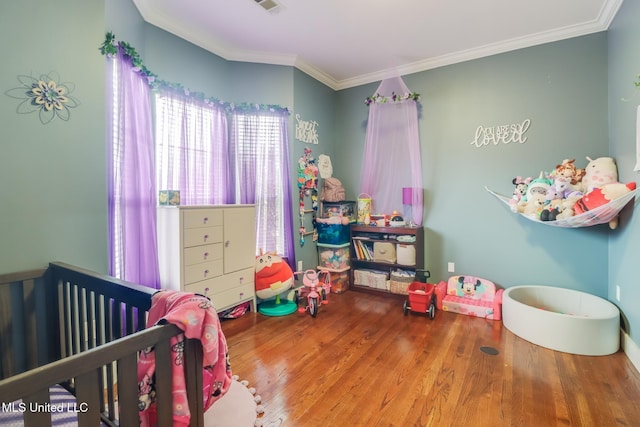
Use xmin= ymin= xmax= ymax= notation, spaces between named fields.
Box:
xmin=230 ymin=113 xmax=290 ymax=256
xmin=155 ymin=92 xmax=230 ymax=206
xmin=154 ymin=94 xmax=295 ymax=263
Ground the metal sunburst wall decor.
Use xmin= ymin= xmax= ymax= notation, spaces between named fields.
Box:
xmin=5 ymin=71 xmax=79 ymax=124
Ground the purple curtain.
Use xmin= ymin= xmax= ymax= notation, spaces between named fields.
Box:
xmin=106 ymin=48 xmax=160 ymax=288
xmin=229 ymin=111 xmax=296 ymax=270
xmin=155 ymin=91 xmax=230 ymax=204
xmin=361 ymin=77 xmax=423 ymax=225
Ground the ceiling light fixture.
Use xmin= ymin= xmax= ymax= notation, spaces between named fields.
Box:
xmin=254 ymin=0 xmax=281 ymax=12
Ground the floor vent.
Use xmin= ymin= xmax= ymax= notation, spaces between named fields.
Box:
xmin=254 ymin=0 xmax=280 ymax=12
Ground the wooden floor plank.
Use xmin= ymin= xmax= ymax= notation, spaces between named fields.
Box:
xmin=221 ymin=290 xmax=640 ymax=426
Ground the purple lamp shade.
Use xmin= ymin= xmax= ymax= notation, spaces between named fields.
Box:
xmin=402 ymin=187 xmax=419 ymax=204
xmin=402 ymin=187 xmax=422 ymax=226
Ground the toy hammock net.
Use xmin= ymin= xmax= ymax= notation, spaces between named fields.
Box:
xmin=485 ymin=186 xmax=640 ymax=228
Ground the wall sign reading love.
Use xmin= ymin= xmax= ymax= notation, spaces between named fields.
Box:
xmin=471 ymin=119 xmax=531 ymax=148
xmin=295 ymin=114 xmax=319 ymax=144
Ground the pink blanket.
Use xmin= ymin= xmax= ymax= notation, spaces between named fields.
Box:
xmin=137 ymin=290 xmax=232 ymax=426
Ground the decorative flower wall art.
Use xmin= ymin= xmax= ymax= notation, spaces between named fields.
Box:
xmin=5 ymin=71 xmax=79 ymax=124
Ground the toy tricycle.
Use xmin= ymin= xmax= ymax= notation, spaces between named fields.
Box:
xmin=293 ymin=269 xmax=331 ymax=317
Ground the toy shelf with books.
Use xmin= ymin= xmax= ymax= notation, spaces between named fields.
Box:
xmin=349 ymin=224 xmax=424 ymax=296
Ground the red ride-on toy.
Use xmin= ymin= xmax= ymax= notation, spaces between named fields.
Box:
xmin=403 ymin=269 xmax=437 ymax=319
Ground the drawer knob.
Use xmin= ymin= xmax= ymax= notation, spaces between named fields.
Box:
xmin=239 ymin=276 xmax=244 ymax=283
xmin=203 ymin=252 xmax=209 ymax=259
xmin=225 ymin=240 xmax=230 ymax=247
xmin=203 ymin=234 xmax=209 ymax=241
xmin=204 ymin=287 xmax=210 ymax=296
xmin=203 ymin=217 xmax=209 ymax=224
xmin=239 ymin=292 xmax=244 ymax=298
xmin=204 ymin=269 xmax=209 ymax=276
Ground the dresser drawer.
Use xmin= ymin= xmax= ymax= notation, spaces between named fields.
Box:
xmin=185 ymin=267 xmax=254 ymax=295
xmin=184 ymin=260 xmax=223 ymax=285
xmin=183 ymin=209 xmax=223 ymax=229
xmin=209 ymin=282 xmax=255 ymax=311
xmin=183 ymin=243 xmax=223 ymax=267
xmin=183 ymin=226 xmax=223 ymax=247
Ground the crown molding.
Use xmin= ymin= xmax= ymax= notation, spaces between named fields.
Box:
xmin=133 ymin=0 xmax=623 ymax=92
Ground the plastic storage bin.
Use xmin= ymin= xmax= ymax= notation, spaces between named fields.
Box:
xmin=318 ymin=267 xmax=350 ymax=294
xmin=320 ymin=201 xmax=357 ymax=223
xmin=317 ymin=243 xmax=350 ymax=270
xmin=317 ymin=223 xmax=350 ymax=245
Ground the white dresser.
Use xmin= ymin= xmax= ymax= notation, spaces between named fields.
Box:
xmin=157 ymin=205 xmax=256 ymax=312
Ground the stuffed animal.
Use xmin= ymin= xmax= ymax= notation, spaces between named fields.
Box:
xmin=255 ymin=251 xmax=294 ymax=300
xmin=510 ymin=176 xmax=532 ymax=205
xmin=551 ymin=176 xmax=582 ymax=199
xmin=523 ymin=172 xmax=552 ymax=202
xmin=517 ymin=192 xmax=547 ymax=218
xmin=573 ymin=182 xmax=636 ymax=229
xmin=540 ymin=194 xmax=581 ymax=221
xmin=582 ymin=156 xmax=618 ymax=194
xmin=539 ymin=187 xmax=563 ymax=221
xmin=551 ymin=159 xmax=585 ymax=188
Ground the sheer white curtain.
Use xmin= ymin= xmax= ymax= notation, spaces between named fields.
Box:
xmin=229 ymin=111 xmax=295 ymax=268
xmin=155 ymin=91 xmax=231 ymax=205
xmin=361 ymin=77 xmax=423 ymax=225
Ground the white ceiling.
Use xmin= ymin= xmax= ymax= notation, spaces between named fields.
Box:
xmin=132 ymin=0 xmax=623 ymax=91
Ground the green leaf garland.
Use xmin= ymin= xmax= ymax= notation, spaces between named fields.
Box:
xmin=100 ymin=32 xmax=290 ymax=115
xmin=364 ymin=92 xmax=420 ymax=106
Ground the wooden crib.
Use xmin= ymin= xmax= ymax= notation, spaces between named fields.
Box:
xmin=0 ymin=262 xmax=205 ymax=426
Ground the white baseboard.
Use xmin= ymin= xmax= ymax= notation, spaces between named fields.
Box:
xmin=621 ymin=328 xmax=640 ymax=373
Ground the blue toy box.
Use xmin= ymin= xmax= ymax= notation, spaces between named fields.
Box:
xmin=317 ymin=223 xmax=350 ymax=245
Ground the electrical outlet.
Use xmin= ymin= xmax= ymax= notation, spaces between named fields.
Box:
xmin=298 ymin=260 xmax=303 ymax=272
xmin=616 ymin=285 xmax=621 ymax=301
xmin=448 ymin=262 xmax=455 ymax=273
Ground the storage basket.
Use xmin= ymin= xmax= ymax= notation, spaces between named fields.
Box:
xmin=354 ymin=269 xmax=388 ymax=290
xmin=389 ymin=273 xmax=414 ymax=295
xmin=373 ymin=241 xmax=397 ymax=263
xmin=396 ymin=243 xmax=416 ymax=266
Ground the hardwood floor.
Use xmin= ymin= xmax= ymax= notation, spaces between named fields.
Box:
xmin=220 ymin=289 xmax=640 ymax=427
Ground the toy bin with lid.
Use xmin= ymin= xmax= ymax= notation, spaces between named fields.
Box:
xmin=317 ymin=243 xmax=350 ymax=270
xmin=318 ymin=267 xmax=350 ymax=294
xmin=317 ymin=223 xmax=350 ymax=245
xmin=320 ymin=201 xmax=356 ymax=223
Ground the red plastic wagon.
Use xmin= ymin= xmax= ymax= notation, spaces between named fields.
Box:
xmin=403 ymin=281 xmax=437 ymax=319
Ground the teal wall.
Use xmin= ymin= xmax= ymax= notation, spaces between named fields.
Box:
xmin=3 ymin=0 xmax=639 ymax=346
xmin=0 ymin=0 xmax=107 ymax=274
xmin=144 ymin=25 xmax=233 ymax=101
xmin=292 ymin=69 xmax=337 ymax=271
xmin=608 ymin=0 xmax=640 ymax=340
xmin=335 ymin=34 xmax=610 ymax=295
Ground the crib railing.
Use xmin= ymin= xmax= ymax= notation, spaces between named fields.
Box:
xmin=0 ymin=267 xmax=49 ymax=379
xmin=0 ymin=262 xmax=206 ymax=426
xmin=0 ymin=323 xmax=205 ymax=427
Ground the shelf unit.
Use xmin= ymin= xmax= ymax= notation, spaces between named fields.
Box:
xmin=349 ymin=224 xmax=424 ymax=295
